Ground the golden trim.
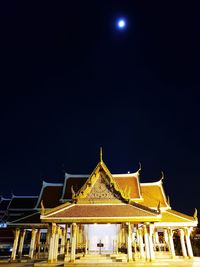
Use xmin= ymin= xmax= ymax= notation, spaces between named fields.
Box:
xmin=41 ymin=216 xmax=161 ymax=223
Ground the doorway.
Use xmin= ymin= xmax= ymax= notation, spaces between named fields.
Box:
xmin=87 ymin=224 xmax=117 ymax=254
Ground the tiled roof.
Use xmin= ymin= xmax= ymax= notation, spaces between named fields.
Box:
xmin=36 ymin=183 xmax=63 ymax=208
xmin=0 ymin=199 xmax=11 ymax=211
xmin=8 ymin=212 xmax=48 ymax=228
xmin=113 ymin=175 xmax=141 ymax=199
xmin=154 ymin=209 xmax=197 ymax=226
xmin=165 ymin=209 xmax=196 ymax=222
xmin=8 ymin=197 xmax=38 ymax=210
xmin=62 ymin=177 xmax=87 ymax=200
xmin=140 ymin=183 xmax=168 ymax=208
xmin=46 ymin=203 xmax=159 ymax=219
xmin=61 ymin=172 xmax=141 ymax=200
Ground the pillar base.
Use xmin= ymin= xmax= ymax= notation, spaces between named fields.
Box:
xmin=183 ymin=256 xmax=188 ymax=259
xmin=10 ymin=259 xmax=18 ymax=263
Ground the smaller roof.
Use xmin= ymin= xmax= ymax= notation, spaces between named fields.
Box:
xmin=61 ymin=175 xmax=88 ymax=200
xmin=140 ymin=180 xmax=169 ymax=209
xmin=8 ymin=196 xmax=38 ymax=210
xmin=0 ymin=199 xmax=11 ymax=212
xmin=35 ymin=181 xmax=63 ymax=208
xmin=8 ymin=211 xmax=48 ymax=229
xmin=154 ymin=209 xmax=197 ymax=227
xmin=113 ymin=173 xmax=142 ymax=199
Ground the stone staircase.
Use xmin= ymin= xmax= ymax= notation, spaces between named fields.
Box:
xmin=75 ymin=253 xmax=127 ymax=264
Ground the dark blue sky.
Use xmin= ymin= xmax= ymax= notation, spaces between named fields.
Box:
xmin=0 ymin=1 xmax=200 ymax=215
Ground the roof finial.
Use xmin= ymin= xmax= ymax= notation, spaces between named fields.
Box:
xmin=161 ymin=171 xmax=164 ymax=182
xmin=41 ymin=200 xmax=45 ymax=215
xmin=100 ymin=147 xmax=103 ymax=163
xmin=157 ymin=201 xmax=161 ymax=214
xmin=193 ymin=208 xmax=198 ymax=220
xmin=167 ymin=195 xmax=171 ymax=206
xmin=138 ymin=162 xmax=142 ymax=172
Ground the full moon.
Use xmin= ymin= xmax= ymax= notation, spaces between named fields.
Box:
xmin=117 ymin=19 xmax=126 ymax=29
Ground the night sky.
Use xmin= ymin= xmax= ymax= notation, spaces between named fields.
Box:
xmin=0 ymin=1 xmax=200 ymax=215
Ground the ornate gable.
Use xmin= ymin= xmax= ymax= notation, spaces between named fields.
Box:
xmin=72 ymin=160 xmax=129 ymax=204
xmin=85 ymin=171 xmax=122 ymax=202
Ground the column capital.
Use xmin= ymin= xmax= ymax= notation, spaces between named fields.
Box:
xmin=52 ymin=224 xmax=57 ymax=235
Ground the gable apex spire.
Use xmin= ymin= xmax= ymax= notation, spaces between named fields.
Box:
xmin=100 ymin=147 xmax=103 ymax=163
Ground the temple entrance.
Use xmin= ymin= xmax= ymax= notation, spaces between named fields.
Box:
xmin=87 ymin=224 xmax=117 ymax=254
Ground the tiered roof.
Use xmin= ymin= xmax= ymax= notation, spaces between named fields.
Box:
xmin=42 ymin=203 xmax=161 ymax=223
xmin=35 ymin=181 xmax=63 ymax=208
xmin=8 ymin=195 xmax=38 ymax=211
xmin=140 ymin=180 xmax=169 ymax=209
xmin=41 ymin=160 xmax=161 ymax=223
xmin=7 ymin=152 xmax=197 ymax=228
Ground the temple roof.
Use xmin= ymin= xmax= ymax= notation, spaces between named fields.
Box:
xmin=113 ymin=173 xmax=141 ymax=199
xmin=35 ymin=181 xmax=63 ymax=209
xmin=61 ymin=171 xmax=142 ymax=201
xmin=41 ymin=203 xmax=161 ymax=223
xmin=0 ymin=198 xmax=11 ymax=212
xmin=140 ymin=180 xmax=169 ymax=209
xmin=72 ymin=161 xmax=133 ymax=203
xmin=61 ymin=175 xmax=88 ymax=201
xmin=8 ymin=195 xmax=38 ymax=210
xmin=7 ymin=211 xmax=48 ymax=228
xmin=154 ymin=209 xmax=197 ymax=227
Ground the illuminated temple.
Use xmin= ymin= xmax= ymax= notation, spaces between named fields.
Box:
xmin=0 ymin=151 xmax=198 ymax=265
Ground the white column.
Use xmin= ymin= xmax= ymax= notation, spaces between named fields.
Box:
xmin=138 ymin=228 xmax=145 ymax=259
xmin=70 ymin=223 xmax=77 ymax=262
xmin=143 ymin=225 xmax=150 ymax=262
xmin=154 ymin=230 xmax=160 ymax=252
xmin=185 ymin=228 xmax=193 ymax=258
xmin=84 ymin=224 xmax=88 ymax=255
xmin=148 ymin=224 xmax=155 ymax=261
xmin=164 ymin=229 xmax=168 ymax=243
xmin=122 ymin=224 xmax=125 ymax=245
xmin=118 ymin=224 xmax=122 ymax=249
xmin=127 ymin=223 xmax=133 ymax=262
xmin=64 ymin=233 xmax=70 ymax=263
xmin=60 ymin=229 xmax=66 ymax=255
xmin=35 ymin=229 xmax=41 ymax=259
xmin=155 ymin=231 xmax=159 ymax=244
xmin=11 ymin=228 xmax=20 ymax=261
xmin=48 ymin=224 xmax=56 ymax=263
xmin=18 ymin=229 xmax=26 ymax=259
xmin=29 ymin=229 xmax=37 ymax=259
xmin=53 ymin=225 xmax=59 ymax=263
xmin=168 ymin=228 xmax=175 ymax=258
xmin=45 ymin=228 xmax=50 ymax=253
xmin=180 ymin=229 xmax=187 ymax=258
xmin=164 ymin=228 xmax=168 ymax=251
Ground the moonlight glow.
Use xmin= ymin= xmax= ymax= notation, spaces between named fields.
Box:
xmin=117 ymin=19 xmax=126 ymax=29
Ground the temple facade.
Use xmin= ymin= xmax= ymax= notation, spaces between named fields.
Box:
xmin=1 ymin=152 xmax=198 ymax=265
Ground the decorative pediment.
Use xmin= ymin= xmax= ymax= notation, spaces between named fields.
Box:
xmin=72 ymin=161 xmax=129 ymax=203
